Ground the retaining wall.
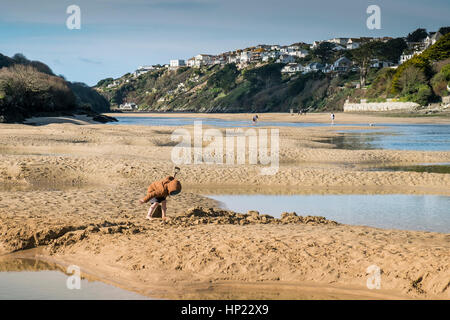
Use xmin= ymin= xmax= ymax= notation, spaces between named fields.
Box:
xmin=343 ymin=101 xmax=419 ymax=112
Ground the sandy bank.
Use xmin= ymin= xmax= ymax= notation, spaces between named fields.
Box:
xmin=0 ymin=116 xmax=449 ymax=299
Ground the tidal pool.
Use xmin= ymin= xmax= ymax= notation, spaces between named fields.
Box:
xmin=0 ymin=258 xmax=149 ymax=300
xmin=208 ymin=194 xmax=450 ymax=233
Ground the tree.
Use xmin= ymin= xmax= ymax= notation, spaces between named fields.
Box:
xmin=438 ymin=27 xmax=450 ymax=35
xmin=12 ymin=53 xmax=29 ymax=64
xmin=350 ymin=41 xmax=384 ymax=87
xmin=398 ymin=66 xmax=427 ymax=95
xmin=312 ymin=42 xmax=336 ymax=63
xmin=378 ymin=38 xmax=407 ymax=63
xmin=406 ymin=28 xmax=428 ymax=42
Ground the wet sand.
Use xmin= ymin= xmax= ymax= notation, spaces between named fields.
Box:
xmin=0 ymin=113 xmax=449 ymax=299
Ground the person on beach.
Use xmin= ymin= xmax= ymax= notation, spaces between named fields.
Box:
xmin=139 ymin=168 xmax=182 ymax=220
xmin=331 ymin=112 xmax=335 ymax=125
xmin=252 ymin=114 xmax=259 ymax=124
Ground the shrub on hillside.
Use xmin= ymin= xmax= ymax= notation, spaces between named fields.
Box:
xmin=391 ymin=33 xmax=450 ymax=93
xmin=431 ymin=63 xmax=450 ymax=96
xmin=0 ymin=64 xmax=76 ymax=122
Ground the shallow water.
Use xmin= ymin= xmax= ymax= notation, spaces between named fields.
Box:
xmin=110 ymin=116 xmax=357 ymax=128
xmin=0 ymin=258 xmax=149 ymax=300
xmin=337 ymin=124 xmax=450 ymax=151
xmin=111 ymin=116 xmax=450 ymax=151
xmin=208 ymin=194 xmax=450 ymax=233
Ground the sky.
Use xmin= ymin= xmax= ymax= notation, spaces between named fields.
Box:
xmin=1 ymin=0 xmax=449 ymax=86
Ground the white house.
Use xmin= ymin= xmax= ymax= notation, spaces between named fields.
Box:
xmin=119 ymin=102 xmax=137 ymax=110
xmin=240 ymin=51 xmax=253 ymax=63
xmin=311 ymin=41 xmax=322 ymax=49
xmin=277 ymin=54 xmax=295 ymax=64
xmin=186 ymin=57 xmax=196 ymax=67
xmin=280 ymin=46 xmax=289 ymax=53
xmin=288 ymin=49 xmax=309 ymax=58
xmin=328 ymin=38 xmax=349 ymax=46
xmin=399 ymin=50 xmax=423 ymax=64
xmin=169 ymin=59 xmax=186 ymax=68
xmin=133 ymin=65 xmax=156 ymax=77
xmin=271 ymin=45 xmax=280 ymax=50
xmin=228 ymin=55 xmax=240 ymax=64
xmin=424 ymin=31 xmax=443 ymax=48
xmin=281 ymin=63 xmax=303 ymax=74
xmin=262 ymin=51 xmax=280 ymax=62
xmin=347 ymin=38 xmax=362 ymax=50
xmin=194 ymin=54 xmax=213 ymax=67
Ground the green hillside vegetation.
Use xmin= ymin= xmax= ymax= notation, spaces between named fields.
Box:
xmin=0 ymin=53 xmax=111 ymax=123
xmin=96 ymin=62 xmax=344 ymax=112
xmin=95 ymin=28 xmax=449 ymax=112
xmin=355 ymin=32 xmax=450 ymax=105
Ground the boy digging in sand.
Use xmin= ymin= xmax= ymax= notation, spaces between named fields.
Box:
xmin=139 ymin=167 xmax=182 ymax=220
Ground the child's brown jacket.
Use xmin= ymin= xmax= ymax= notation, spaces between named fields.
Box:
xmin=142 ymin=176 xmax=181 ymax=203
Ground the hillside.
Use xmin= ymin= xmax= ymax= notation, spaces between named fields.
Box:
xmin=95 ymin=63 xmax=351 ymax=113
xmin=95 ymin=28 xmax=449 ymax=113
xmin=0 ymin=53 xmax=111 ymax=123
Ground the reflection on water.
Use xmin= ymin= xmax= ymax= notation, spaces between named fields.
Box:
xmin=208 ymin=194 xmax=450 ymax=233
xmin=314 ymin=133 xmax=382 ymax=150
xmin=337 ymin=124 xmax=450 ymax=151
xmin=0 ymin=257 xmax=149 ymax=300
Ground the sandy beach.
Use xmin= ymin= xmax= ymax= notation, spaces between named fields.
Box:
xmin=1 ymin=112 xmax=449 ymax=299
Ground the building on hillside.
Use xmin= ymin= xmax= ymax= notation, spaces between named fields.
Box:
xmin=332 ymin=44 xmax=347 ymax=51
xmin=304 ymin=62 xmax=324 ymax=73
xmin=399 ymin=50 xmax=423 ymax=64
xmin=240 ymin=51 xmax=253 ymax=63
xmin=281 ymin=63 xmax=303 ymax=74
xmin=133 ymin=65 xmax=156 ymax=77
xmin=262 ymin=51 xmax=280 ymax=62
xmin=186 ymin=57 xmax=195 ymax=67
xmin=169 ymin=59 xmax=186 ymax=68
xmin=424 ymin=31 xmax=443 ymax=48
xmin=271 ymin=45 xmax=280 ymax=50
xmin=332 ymin=56 xmax=352 ymax=72
xmin=328 ymin=38 xmax=349 ymax=46
xmin=310 ymin=41 xmax=322 ymax=49
xmin=277 ymin=54 xmax=295 ymax=64
xmin=227 ymin=54 xmax=240 ymax=64
xmin=119 ymin=102 xmax=137 ymax=110
xmin=287 ymin=48 xmax=309 ymax=58
xmin=194 ymin=54 xmax=213 ymax=67
xmin=346 ymin=38 xmax=362 ymax=49
xmin=371 ymin=59 xmax=395 ymax=68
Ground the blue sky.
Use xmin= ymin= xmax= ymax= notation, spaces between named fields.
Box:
xmin=1 ymin=0 xmax=449 ymax=85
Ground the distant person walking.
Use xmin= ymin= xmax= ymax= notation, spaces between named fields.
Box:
xmin=252 ymin=114 xmax=259 ymax=124
xmin=331 ymin=112 xmax=335 ymax=125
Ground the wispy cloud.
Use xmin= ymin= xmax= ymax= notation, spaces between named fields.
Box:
xmin=79 ymin=57 xmax=102 ymax=65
